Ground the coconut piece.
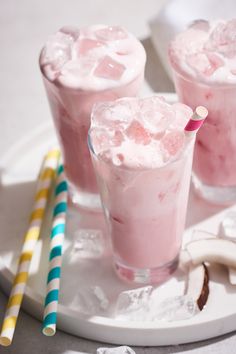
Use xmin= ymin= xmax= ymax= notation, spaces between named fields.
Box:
xmin=191 ymin=229 xmax=216 ymax=242
xmin=178 ymin=249 xmax=192 ymax=272
xmin=186 ymin=238 xmax=236 ymax=268
xmin=179 ymin=250 xmax=209 ymax=311
xmin=189 ymin=226 xmax=236 ymax=285
xmin=186 ymin=263 xmax=209 ymax=311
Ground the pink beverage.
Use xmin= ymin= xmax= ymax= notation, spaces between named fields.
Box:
xmin=169 ymin=19 xmax=236 ymax=205
xmin=89 ymin=96 xmax=195 ymax=283
xmin=39 ymin=25 xmax=146 ymax=209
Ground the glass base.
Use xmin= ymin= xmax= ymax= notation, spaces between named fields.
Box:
xmin=68 ymin=181 xmax=102 ymax=211
xmin=192 ymin=174 xmax=236 ymax=206
xmin=114 ymin=256 xmax=179 ymax=284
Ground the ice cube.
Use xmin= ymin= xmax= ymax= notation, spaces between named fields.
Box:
xmin=206 ymin=52 xmax=224 ymax=70
xmin=112 ymin=153 xmax=124 ymax=166
xmin=94 ymin=56 xmax=126 ymax=80
xmin=44 ymin=32 xmax=73 ymax=70
xmin=115 ymin=286 xmax=153 ymax=320
xmin=61 ymin=55 xmax=97 ymax=79
xmin=73 ymin=229 xmax=105 ymax=258
xmin=206 ymin=20 xmax=236 ymax=58
xmin=95 ymin=26 xmax=128 ymax=41
xmin=90 ymin=127 xmax=124 ymax=155
xmin=186 ymin=52 xmax=223 ymax=76
xmin=221 ymin=211 xmax=236 ymax=240
xmin=126 ymin=120 xmax=151 ymax=145
xmin=139 ymin=97 xmax=175 ymax=135
xmin=97 ymin=346 xmax=136 ymax=354
xmin=90 ymin=128 xmax=112 ymax=154
xmin=92 ymin=102 xmax=113 ymax=127
xmin=92 ymin=100 xmax=133 ymax=129
xmin=113 ymin=130 xmax=124 ymax=146
xmin=225 ymin=19 xmax=236 ymax=40
xmin=189 ymin=19 xmax=210 ymax=32
xmin=71 ymin=286 xmax=109 ymax=314
xmin=140 ymin=96 xmax=171 ymax=117
xmin=59 ymin=26 xmax=80 ymax=40
xmin=161 ymin=131 xmax=185 ymax=156
xmin=186 ymin=53 xmax=209 ymax=75
xmin=172 ymin=103 xmax=192 ymax=129
xmin=110 ymin=100 xmax=136 ymax=122
xmin=78 ymin=38 xmax=105 ymax=55
xmin=93 ymin=286 xmax=109 ymax=310
xmin=155 ymin=295 xmax=199 ymax=321
xmin=206 ymin=22 xmax=226 ymax=49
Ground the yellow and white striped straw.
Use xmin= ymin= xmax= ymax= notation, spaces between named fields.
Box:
xmin=0 ymin=148 xmax=60 ymax=346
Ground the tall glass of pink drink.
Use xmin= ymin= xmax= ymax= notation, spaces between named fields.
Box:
xmin=169 ymin=19 xmax=236 ymax=205
xmin=39 ymin=25 xmax=146 ymax=210
xmin=88 ymin=96 xmax=196 ymax=284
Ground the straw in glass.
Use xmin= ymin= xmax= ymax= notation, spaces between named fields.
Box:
xmin=184 ymin=106 xmax=208 ymax=136
xmin=0 ymin=148 xmax=60 ymax=346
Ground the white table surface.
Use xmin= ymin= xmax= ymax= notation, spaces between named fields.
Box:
xmin=1 ymin=0 xmax=236 ymax=353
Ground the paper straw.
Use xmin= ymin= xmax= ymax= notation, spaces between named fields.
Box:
xmin=184 ymin=106 xmax=208 ymax=136
xmin=0 ymin=148 xmax=60 ymax=347
xmin=42 ymin=163 xmax=68 ymax=336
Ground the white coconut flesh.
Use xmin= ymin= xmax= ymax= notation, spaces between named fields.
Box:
xmin=186 ymin=238 xmax=236 ymax=268
xmin=190 ymin=229 xmax=236 ymax=285
xmin=179 ymin=250 xmax=209 ymax=311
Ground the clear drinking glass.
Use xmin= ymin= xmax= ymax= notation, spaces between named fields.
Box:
xmin=171 ymin=71 xmax=236 ymax=204
xmin=39 ymin=25 xmax=146 ymax=210
xmin=169 ymin=19 xmax=236 ymax=205
xmin=88 ymin=129 xmax=195 ymax=284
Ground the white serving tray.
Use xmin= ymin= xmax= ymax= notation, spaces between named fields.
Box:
xmin=0 ymin=93 xmax=236 ymax=346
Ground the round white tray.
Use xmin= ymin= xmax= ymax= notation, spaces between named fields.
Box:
xmin=0 ymin=94 xmax=236 ymax=346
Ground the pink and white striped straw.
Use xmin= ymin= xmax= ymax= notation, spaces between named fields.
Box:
xmin=184 ymin=106 xmax=208 ymax=137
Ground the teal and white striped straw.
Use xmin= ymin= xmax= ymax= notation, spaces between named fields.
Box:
xmin=42 ymin=163 xmax=68 ymax=336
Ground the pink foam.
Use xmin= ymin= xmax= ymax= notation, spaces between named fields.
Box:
xmin=186 ymin=53 xmax=223 ymax=76
xmin=161 ymin=131 xmax=185 ymax=156
xmin=95 ymin=26 xmax=128 ymax=41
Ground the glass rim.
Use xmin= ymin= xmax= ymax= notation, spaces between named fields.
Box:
xmin=87 ymin=128 xmax=194 ymax=172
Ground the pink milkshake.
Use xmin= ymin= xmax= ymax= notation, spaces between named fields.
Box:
xmin=89 ymin=96 xmax=195 ymax=283
xmin=39 ymin=25 xmax=146 ymax=209
xmin=169 ymin=19 xmax=236 ymax=204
